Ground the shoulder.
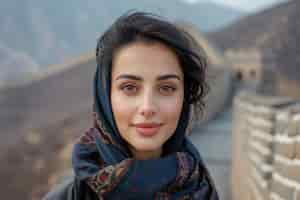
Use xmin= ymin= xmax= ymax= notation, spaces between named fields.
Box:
xmin=42 ymin=176 xmax=75 ymax=200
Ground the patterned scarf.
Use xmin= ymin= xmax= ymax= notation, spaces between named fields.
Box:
xmin=71 ymin=64 xmax=219 ymax=199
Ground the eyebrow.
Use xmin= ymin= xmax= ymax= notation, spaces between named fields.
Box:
xmin=115 ymin=74 xmax=181 ymax=81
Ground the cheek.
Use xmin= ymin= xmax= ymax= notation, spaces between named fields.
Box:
xmin=161 ymin=96 xmax=183 ymax=125
xmin=111 ymin=92 xmax=135 ymax=127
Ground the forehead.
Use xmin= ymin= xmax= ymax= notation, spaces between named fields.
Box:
xmin=111 ymin=41 xmax=183 ymax=77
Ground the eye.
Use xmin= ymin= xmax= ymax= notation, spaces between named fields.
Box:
xmin=120 ymin=84 xmax=138 ymax=95
xmin=159 ymin=85 xmax=177 ymax=95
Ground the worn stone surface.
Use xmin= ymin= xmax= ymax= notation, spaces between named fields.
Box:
xmin=190 ymin=109 xmax=233 ymax=200
xmin=270 ymin=177 xmax=295 ymax=200
xmin=274 ymin=140 xmax=296 ymax=159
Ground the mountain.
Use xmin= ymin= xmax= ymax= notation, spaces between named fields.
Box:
xmin=0 ymin=42 xmax=39 ymax=87
xmin=208 ymin=0 xmax=300 ymax=81
xmin=0 ymin=0 xmax=243 ymax=87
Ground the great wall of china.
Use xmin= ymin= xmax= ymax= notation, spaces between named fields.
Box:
xmin=1 ymin=24 xmax=300 ymax=200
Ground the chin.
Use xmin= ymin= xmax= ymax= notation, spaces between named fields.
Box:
xmin=131 ymin=141 xmax=163 ymax=152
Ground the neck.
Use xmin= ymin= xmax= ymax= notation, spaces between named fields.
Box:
xmin=130 ymin=148 xmax=162 ymax=160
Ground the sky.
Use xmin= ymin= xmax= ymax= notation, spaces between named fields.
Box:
xmin=183 ymin=0 xmax=288 ymax=12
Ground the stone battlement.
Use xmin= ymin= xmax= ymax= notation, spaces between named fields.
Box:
xmin=232 ymin=90 xmax=300 ymax=200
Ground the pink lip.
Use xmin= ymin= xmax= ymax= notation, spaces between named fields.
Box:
xmin=133 ymin=123 xmax=163 ymax=137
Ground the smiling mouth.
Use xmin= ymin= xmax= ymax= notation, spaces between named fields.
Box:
xmin=133 ymin=123 xmax=163 ymax=137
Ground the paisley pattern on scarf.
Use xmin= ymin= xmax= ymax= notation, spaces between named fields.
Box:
xmin=87 ymin=159 xmax=133 ymax=197
xmin=92 ymin=111 xmax=125 ymax=152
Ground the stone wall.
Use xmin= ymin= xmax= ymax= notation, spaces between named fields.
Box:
xmin=232 ymin=91 xmax=300 ymax=200
xmin=197 ymin=67 xmax=234 ymax=125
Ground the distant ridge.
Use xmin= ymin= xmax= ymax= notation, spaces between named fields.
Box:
xmin=0 ymin=0 xmax=243 ymax=74
xmin=0 ymin=0 xmax=244 ymax=88
xmin=209 ymin=0 xmax=300 ymax=81
xmin=208 ymin=0 xmax=292 ymax=50
xmin=0 ymin=52 xmax=95 ymax=91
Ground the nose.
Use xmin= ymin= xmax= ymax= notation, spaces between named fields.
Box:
xmin=138 ymin=90 xmax=157 ymax=118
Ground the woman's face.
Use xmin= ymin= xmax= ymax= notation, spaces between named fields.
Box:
xmin=111 ymin=41 xmax=184 ymax=160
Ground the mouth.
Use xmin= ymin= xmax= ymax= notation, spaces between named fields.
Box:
xmin=133 ymin=123 xmax=163 ymax=137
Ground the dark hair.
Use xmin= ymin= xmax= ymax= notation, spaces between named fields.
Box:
xmin=96 ymin=11 xmax=209 ymax=117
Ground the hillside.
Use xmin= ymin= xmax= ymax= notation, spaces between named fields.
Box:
xmin=208 ymin=0 xmax=300 ymax=81
xmin=0 ymin=42 xmax=39 ymax=87
xmin=0 ymin=55 xmax=95 ymax=200
xmin=0 ymin=0 xmax=243 ymax=87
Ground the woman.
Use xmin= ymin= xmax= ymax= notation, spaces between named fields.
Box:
xmin=44 ymin=12 xmax=219 ymax=200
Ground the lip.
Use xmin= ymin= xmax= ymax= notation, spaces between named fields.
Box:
xmin=133 ymin=123 xmax=163 ymax=137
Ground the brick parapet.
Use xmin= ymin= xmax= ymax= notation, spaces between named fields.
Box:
xmin=232 ymin=90 xmax=300 ymax=200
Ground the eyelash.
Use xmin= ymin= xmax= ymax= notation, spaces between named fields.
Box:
xmin=119 ymin=84 xmax=177 ymax=95
xmin=159 ymin=85 xmax=177 ymax=93
xmin=120 ymin=84 xmax=138 ymax=93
